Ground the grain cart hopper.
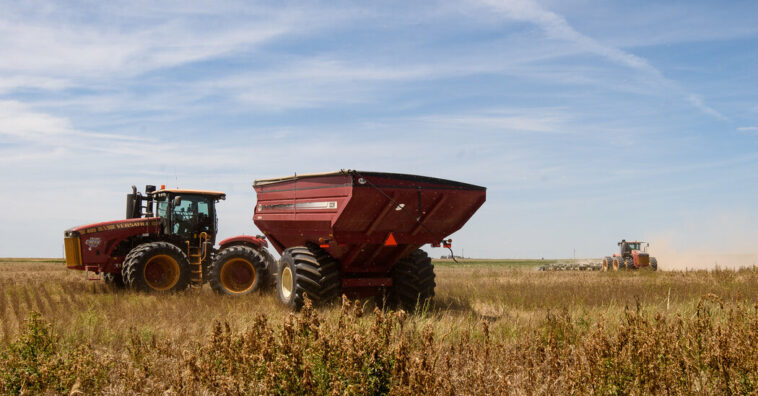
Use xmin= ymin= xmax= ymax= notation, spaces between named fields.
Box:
xmin=250 ymin=170 xmax=486 ymax=310
xmin=601 ymin=240 xmax=658 ymax=271
xmin=63 ymin=185 xmax=274 ymax=294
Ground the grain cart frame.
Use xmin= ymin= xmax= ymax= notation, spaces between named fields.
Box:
xmin=63 ymin=185 xmax=273 ymax=294
xmin=252 ymin=170 xmax=486 ymax=310
xmin=602 ymin=240 xmax=658 ymax=271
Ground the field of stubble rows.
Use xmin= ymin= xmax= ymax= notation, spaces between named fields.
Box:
xmin=1 ymin=258 xmax=757 ymax=395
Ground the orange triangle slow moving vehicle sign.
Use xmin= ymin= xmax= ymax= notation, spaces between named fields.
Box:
xmin=384 ymin=232 xmax=398 ymax=246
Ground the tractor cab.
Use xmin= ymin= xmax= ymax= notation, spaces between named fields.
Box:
xmin=617 ymin=240 xmax=649 ymax=258
xmin=149 ymin=189 xmax=226 ymax=243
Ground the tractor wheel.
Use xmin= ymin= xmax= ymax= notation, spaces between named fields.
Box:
xmin=103 ymin=272 xmax=125 ymax=288
xmin=624 ymin=258 xmax=634 ymax=270
xmin=602 ymin=257 xmax=612 ymax=272
xmin=209 ymin=246 xmax=267 ymax=296
xmin=122 ymin=242 xmax=191 ymax=293
xmin=390 ymin=249 xmax=436 ymax=311
xmin=259 ymin=248 xmax=278 ymax=289
xmin=612 ymin=256 xmax=622 ymax=271
xmin=650 ymin=257 xmax=658 ymax=271
xmin=277 ymin=246 xmax=340 ymax=310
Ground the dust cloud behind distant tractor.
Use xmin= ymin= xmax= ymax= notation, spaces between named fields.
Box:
xmin=602 ymin=240 xmax=658 ymax=271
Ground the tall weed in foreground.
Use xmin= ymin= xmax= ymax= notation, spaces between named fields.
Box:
xmin=0 ymin=312 xmax=111 ymax=394
xmin=1 ymin=295 xmax=757 ymax=395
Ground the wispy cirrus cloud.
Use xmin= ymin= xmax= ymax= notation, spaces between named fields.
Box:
xmin=687 ymin=94 xmax=728 ymax=121
xmin=474 ymin=0 xmax=729 ymax=121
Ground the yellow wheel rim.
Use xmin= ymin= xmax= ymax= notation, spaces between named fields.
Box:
xmin=143 ymin=254 xmax=181 ymax=291
xmin=281 ymin=266 xmax=293 ymax=300
xmin=220 ymin=258 xmax=256 ymax=293
xmin=602 ymin=259 xmax=608 ymax=272
xmin=613 ymin=259 xmax=619 ymax=271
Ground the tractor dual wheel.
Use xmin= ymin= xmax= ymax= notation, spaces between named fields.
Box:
xmin=122 ymin=242 xmax=191 ymax=293
xmin=602 ymin=257 xmax=612 ymax=272
xmin=258 ymin=248 xmax=278 ymax=289
xmin=209 ymin=246 xmax=268 ymax=296
xmin=390 ymin=249 xmax=436 ymax=311
xmin=624 ymin=258 xmax=634 ymax=270
xmin=277 ymin=246 xmax=340 ymax=310
xmin=612 ymin=256 xmax=623 ymax=271
xmin=650 ymin=257 xmax=658 ymax=271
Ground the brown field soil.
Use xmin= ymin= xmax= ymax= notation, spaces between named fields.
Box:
xmin=1 ymin=258 xmax=757 ymax=394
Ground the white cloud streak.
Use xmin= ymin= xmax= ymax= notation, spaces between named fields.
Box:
xmin=475 ymin=0 xmax=729 ymax=121
xmin=687 ymin=94 xmax=728 ymax=121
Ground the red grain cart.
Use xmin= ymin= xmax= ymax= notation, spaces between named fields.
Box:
xmin=253 ymin=170 xmax=486 ymax=309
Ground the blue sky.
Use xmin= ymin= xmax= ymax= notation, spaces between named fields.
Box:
xmin=1 ymin=0 xmax=757 ymax=262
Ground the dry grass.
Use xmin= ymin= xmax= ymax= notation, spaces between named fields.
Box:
xmin=1 ymin=259 xmax=757 ymax=394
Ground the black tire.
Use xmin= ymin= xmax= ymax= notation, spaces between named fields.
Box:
xmin=602 ymin=256 xmax=612 ymax=272
xmin=390 ymin=249 xmax=436 ymax=311
xmin=650 ymin=257 xmax=658 ymax=271
xmin=208 ymin=246 xmax=267 ymax=296
xmin=103 ymin=272 xmax=125 ymax=288
xmin=612 ymin=256 xmax=623 ymax=271
xmin=259 ymin=248 xmax=278 ymax=289
xmin=624 ymin=258 xmax=634 ymax=270
xmin=122 ymin=242 xmax=191 ymax=293
xmin=277 ymin=246 xmax=340 ymax=310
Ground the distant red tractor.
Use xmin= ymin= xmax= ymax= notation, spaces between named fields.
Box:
xmin=602 ymin=240 xmax=658 ymax=271
xmin=63 ymin=185 xmax=275 ymax=294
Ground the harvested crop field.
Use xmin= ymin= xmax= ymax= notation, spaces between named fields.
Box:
xmin=1 ymin=258 xmax=757 ymax=395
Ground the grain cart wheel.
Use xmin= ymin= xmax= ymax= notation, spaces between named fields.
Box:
xmin=277 ymin=246 xmax=340 ymax=310
xmin=650 ymin=257 xmax=658 ymax=271
xmin=103 ymin=272 xmax=125 ymax=288
xmin=209 ymin=246 xmax=267 ymax=296
xmin=612 ymin=256 xmax=622 ymax=271
xmin=390 ymin=249 xmax=436 ymax=311
xmin=602 ymin=257 xmax=613 ymax=272
xmin=122 ymin=242 xmax=191 ymax=293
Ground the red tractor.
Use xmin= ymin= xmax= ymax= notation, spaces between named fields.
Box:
xmin=63 ymin=185 xmax=275 ymax=294
xmin=602 ymin=239 xmax=658 ymax=271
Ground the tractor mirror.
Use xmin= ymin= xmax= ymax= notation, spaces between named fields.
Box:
xmin=173 ymin=196 xmax=182 ymax=206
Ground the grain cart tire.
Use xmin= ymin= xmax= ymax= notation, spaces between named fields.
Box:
xmin=624 ymin=258 xmax=634 ymax=270
xmin=103 ymin=272 xmax=125 ymax=288
xmin=122 ymin=242 xmax=191 ymax=293
xmin=209 ymin=246 xmax=267 ymax=296
xmin=277 ymin=246 xmax=340 ymax=310
xmin=602 ymin=257 xmax=613 ymax=272
xmin=650 ymin=257 xmax=658 ymax=271
xmin=612 ymin=256 xmax=622 ymax=271
xmin=390 ymin=249 xmax=436 ymax=311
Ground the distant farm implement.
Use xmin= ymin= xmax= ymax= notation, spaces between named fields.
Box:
xmin=539 ymin=240 xmax=659 ymax=271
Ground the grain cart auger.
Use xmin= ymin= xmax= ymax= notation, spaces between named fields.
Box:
xmin=602 ymin=240 xmax=658 ymax=271
xmin=250 ymin=170 xmax=486 ymax=311
xmin=63 ymin=185 xmax=275 ymax=294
